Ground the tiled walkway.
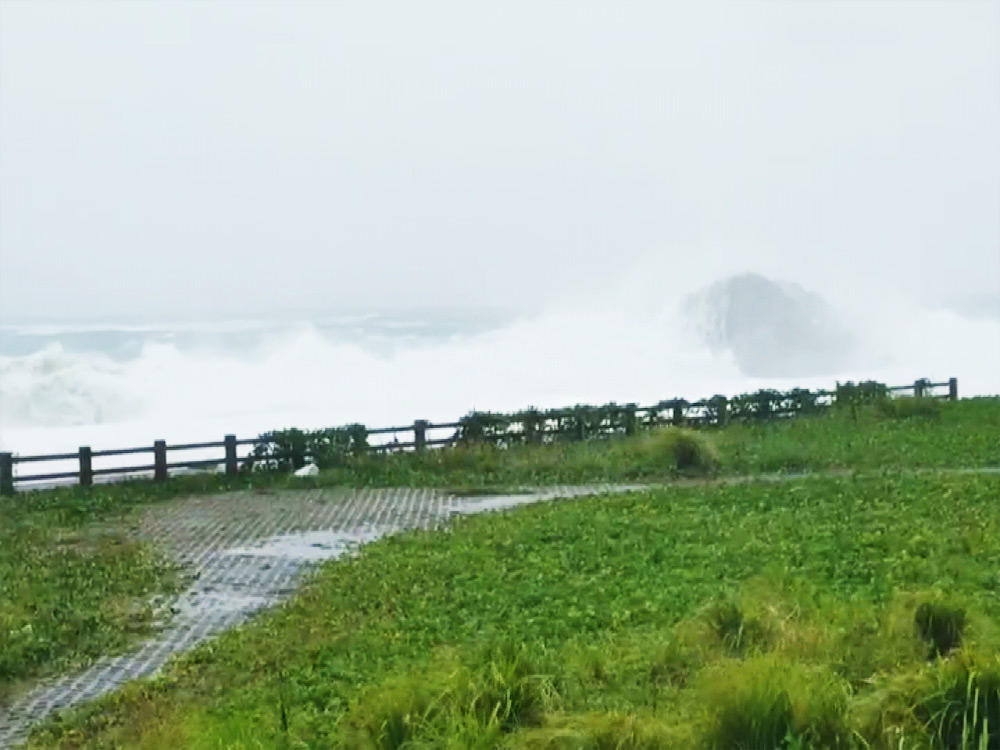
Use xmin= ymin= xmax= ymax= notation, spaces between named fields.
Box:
xmin=0 ymin=484 xmax=637 ymax=747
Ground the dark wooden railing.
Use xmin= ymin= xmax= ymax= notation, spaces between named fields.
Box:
xmin=0 ymin=377 xmax=958 ymax=495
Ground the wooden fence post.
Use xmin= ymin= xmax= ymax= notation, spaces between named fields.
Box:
xmin=624 ymin=404 xmax=637 ymax=436
xmin=224 ymin=434 xmax=238 ymax=476
xmin=756 ymin=391 xmax=771 ymax=420
xmin=948 ymin=378 xmax=958 ymax=401
xmin=79 ymin=446 xmax=93 ymax=487
xmin=671 ymin=401 xmax=684 ymax=426
xmin=154 ymin=440 xmax=168 ymax=481
xmin=914 ymin=379 xmax=925 ymax=399
xmin=522 ymin=413 xmax=540 ymax=444
xmin=413 ymin=420 xmax=428 ymax=452
xmin=717 ymin=397 xmax=729 ymax=427
xmin=0 ymin=453 xmax=13 ymax=496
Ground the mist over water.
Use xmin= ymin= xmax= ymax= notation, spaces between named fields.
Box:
xmin=2 ymin=3 xmax=998 ymax=462
xmin=2 ymin=261 xmax=997 ymax=457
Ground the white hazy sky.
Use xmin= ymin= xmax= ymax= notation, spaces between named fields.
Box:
xmin=1 ymin=0 xmax=998 ymax=320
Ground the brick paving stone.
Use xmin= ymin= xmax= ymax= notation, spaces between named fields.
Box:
xmin=0 ymin=484 xmax=637 ymax=748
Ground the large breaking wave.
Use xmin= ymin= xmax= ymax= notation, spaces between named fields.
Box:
xmin=1 ymin=270 xmax=997 ymax=455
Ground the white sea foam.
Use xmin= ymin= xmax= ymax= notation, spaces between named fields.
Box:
xmin=1 ymin=268 xmax=997 ymax=458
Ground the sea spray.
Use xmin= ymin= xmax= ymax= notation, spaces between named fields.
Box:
xmin=1 ymin=271 xmax=996 ymax=456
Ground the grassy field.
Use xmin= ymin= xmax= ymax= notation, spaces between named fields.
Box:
xmin=3 ymin=397 xmax=999 ymax=747
xmin=267 ymin=397 xmax=998 ymax=489
xmin=0 ymin=490 xmax=179 ymax=702
xmin=27 ymin=473 xmax=1000 ymax=748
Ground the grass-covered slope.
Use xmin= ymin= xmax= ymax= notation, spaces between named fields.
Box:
xmin=291 ymin=397 xmax=1000 ymax=488
xmin=3 ymin=396 xmax=998 ymax=740
xmin=29 ymin=472 xmax=1000 ymax=748
xmin=0 ymin=493 xmax=178 ymax=701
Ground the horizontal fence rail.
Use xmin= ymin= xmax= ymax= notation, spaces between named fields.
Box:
xmin=0 ymin=377 xmax=958 ymax=495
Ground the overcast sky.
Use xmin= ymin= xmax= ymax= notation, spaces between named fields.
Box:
xmin=1 ymin=1 xmax=997 ymax=321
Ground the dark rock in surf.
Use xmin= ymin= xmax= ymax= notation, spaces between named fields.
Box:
xmin=684 ymin=273 xmax=857 ymax=377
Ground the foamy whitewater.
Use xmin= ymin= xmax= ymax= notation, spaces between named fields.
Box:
xmin=1 ymin=267 xmax=998 ymax=471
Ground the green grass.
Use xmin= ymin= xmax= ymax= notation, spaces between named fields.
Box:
xmin=27 ymin=471 xmax=1000 ymax=748
xmin=2 ymin=397 xmax=997 ymax=708
xmin=0 ymin=492 xmax=179 ymax=701
xmin=298 ymin=397 xmax=1000 ymax=488
xmin=714 ymin=397 xmax=998 ymax=475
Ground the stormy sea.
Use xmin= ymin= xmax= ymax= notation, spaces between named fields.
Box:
xmin=2 ymin=272 xmax=997 ymax=467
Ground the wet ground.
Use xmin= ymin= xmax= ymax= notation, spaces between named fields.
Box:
xmin=0 ymin=483 xmax=639 ymax=748
xmin=7 ymin=467 xmax=994 ymax=746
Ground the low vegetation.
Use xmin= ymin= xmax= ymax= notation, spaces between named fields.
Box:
xmin=2 ymin=396 xmax=998 ymax=747
xmin=0 ymin=494 xmax=178 ymax=700
xmin=26 ymin=472 xmax=1000 ymax=748
xmin=289 ymin=397 xmax=998 ymax=487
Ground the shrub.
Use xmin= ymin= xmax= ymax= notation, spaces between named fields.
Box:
xmin=457 ymin=411 xmax=514 ymax=445
xmin=834 ymin=380 xmax=889 ymax=409
xmin=641 ymin=427 xmax=718 ymax=472
xmin=249 ymin=424 xmax=369 ymax=471
xmin=457 ymin=403 xmax=636 ymax=447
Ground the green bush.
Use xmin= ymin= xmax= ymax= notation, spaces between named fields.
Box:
xmin=457 ymin=411 xmax=515 ymax=445
xmin=834 ymin=380 xmax=889 ymax=409
xmin=457 ymin=404 xmax=637 ymax=446
xmin=249 ymin=424 xmax=368 ymax=470
xmin=640 ymin=427 xmax=718 ymax=472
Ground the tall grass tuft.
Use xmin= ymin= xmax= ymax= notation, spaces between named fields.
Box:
xmin=917 ymin=654 xmax=1000 ymax=749
xmin=915 ymin=601 xmax=967 ymax=658
xmin=637 ymin=427 xmax=719 ymax=472
xmin=342 ymin=643 xmax=557 ymax=747
xmin=464 ymin=641 xmax=557 ymax=731
xmin=703 ymin=599 xmax=772 ymax=657
xmin=700 ymin=658 xmax=852 ymax=749
xmin=343 ymin=671 xmax=446 ymax=749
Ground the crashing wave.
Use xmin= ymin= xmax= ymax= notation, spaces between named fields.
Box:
xmin=683 ymin=273 xmax=858 ymax=377
xmin=0 ymin=343 xmax=143 ymax=427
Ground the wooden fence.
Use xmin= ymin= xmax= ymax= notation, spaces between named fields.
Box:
xmin=0 ymin=377 xmax=957 ymax=495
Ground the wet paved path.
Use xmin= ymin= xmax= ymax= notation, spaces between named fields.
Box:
xmin=0 ymin=484 xmax=639 ymax=748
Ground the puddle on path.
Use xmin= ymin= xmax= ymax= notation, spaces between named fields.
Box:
xmin=173 ymin=592 xmax=271 ymax=619
xmin=225 ymin=528 xmax=385 ymax=561
xmin=448 ymin=493 xmax=548 ymax=515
